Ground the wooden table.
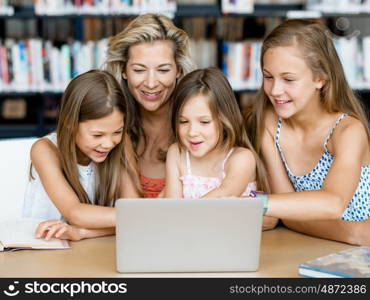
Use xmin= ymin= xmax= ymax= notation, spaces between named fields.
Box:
xmin=0 ymin=227 xmax=352 ymax=277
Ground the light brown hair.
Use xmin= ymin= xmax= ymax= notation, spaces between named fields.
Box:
xmin=245 ymin=19 xmax=370 ymax=155
xmin=171 ymin=67 xmax=270 ymax=192
xmin=56 ymin=70 xmax=133 ymax=206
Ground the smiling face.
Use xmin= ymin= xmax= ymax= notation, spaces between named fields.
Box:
xmin=178 ymin=94 xmax=220 ymax=159
xmin=262 ymin=45 xmax=324 ymax=119
xmin=75 ymin=109 xmax=124 ymax=165
xmin=123 ymin=40 xmax=180 ymax=113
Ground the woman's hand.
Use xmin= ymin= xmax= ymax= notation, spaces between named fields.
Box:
xmin=35 ymin=219 xmax=83 ymax=242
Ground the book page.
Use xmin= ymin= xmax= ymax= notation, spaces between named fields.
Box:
xmin=0 ymin=218 xmax=70 ymax=249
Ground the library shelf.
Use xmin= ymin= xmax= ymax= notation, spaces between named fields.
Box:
xmin=3 ymin=4 xmax=370 ymax=19
xmin=1 ymin=2 xmax=370 ymax=139
xmin=0 ymin=92 xmax=62 ymax=97
xmin=0 ymin=124 xmax=55 ymax=139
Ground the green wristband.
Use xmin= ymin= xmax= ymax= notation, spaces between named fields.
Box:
xmin=261 ymin=194 xmax=269 ymax=215
xmin=251 ymin=191 xmax=269 ymax=215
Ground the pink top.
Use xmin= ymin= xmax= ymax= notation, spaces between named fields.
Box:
xmin=179 ymin=149 xmax=257 ymax=199
xmin=140 ymin=174 xmax=165 ymax=198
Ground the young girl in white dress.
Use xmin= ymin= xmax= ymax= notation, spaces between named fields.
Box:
xmin=23 ymin=70 xmax=137 ymax=241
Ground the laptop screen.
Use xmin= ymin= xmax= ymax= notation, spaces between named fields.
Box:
xmin=115 ymin=197 xmax=263 ymax=273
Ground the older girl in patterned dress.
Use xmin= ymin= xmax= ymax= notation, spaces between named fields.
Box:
xmin=245 ymin=19 xmax=370 ymax=245
xmin=165 ymin=68 xmax=269 ymax=202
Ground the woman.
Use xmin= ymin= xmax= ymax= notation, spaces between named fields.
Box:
xmin=105 ymin=13 xmax=195 ymax=197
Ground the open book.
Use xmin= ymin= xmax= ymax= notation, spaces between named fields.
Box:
xmin=299 ymin=246 xmax=370 ymax=278
xmin=0 ymin=218 xmax=70 ymax=251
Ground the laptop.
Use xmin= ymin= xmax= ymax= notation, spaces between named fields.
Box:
xmin=115 ymin=197 xmax=263 ymax=273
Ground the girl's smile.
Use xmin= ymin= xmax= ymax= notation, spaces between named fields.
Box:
xmin=189 ymin=141 xmax=204 ymax=150
xmin=93 ymin=150 xmax=110 ymax=158
xmin=75 ymin=109 xmax=124 ymax=165
xmin=263 ymin=46 xmax=324 ymax=119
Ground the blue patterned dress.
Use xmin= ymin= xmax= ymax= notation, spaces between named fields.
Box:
xmin=275 ymin=113 xmax=370 ymax=221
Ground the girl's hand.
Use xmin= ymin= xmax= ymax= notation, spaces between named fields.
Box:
xmin=262 ymin=216 xmax=279 ymax=231
xmin=35 ymin=219 xmax=83 ymax=241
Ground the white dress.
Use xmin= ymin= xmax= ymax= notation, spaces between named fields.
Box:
xmin=22 ymin=133 xmax=96 ymax=220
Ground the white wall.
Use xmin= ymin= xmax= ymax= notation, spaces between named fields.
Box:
xmin=0 ymin=137 xmax=37 ymax=221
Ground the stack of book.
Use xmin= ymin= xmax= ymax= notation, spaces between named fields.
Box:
xmin=0 ymin=38 xmax=108 ymax=92
xmin=0 ymin=0 xmax=14 ymax=16
xmin=34 ymin=0 xmax=177 ymax=17
xmin=306 ymin=0 xmax=370 ymax=13
xmin=222 ymin=41 xmax=262 ymax=91
xmin=222 ymin=0 xmax=254 ymax=14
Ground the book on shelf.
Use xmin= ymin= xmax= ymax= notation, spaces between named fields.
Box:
xmin=223 ymin=40 xmax=262 ymax=91
xmin=34 ymin=0 xmax=177 ymax=16
xmin=306 ymin=0 xmax=370 ymax=13
xmin=298 ymin=246 xmax=370 ymax=278
xmin=177 ymin=0 xmax=217 ymax=3
xmin=2 ymin=98 xmax=27 ymax=119
xmin=222 ymin=0 xmax=254 ymax=14
xmin=0 ymin=0 xmax=14 ymax=16
xmin=189 ymin=39 xmax=217 ymax=69
xmin=0 ymin=218 xmax=70 ymax=252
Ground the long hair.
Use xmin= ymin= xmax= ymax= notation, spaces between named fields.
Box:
xmin=171 ymin=67 xmax=270 ymax=192
xmin=104 ymin=13 xmax=195 ymax=162
xmin=245 ymin=19 xmax=370 ymax=157
xmin=56 ymin=70 xmax=134 ymax=206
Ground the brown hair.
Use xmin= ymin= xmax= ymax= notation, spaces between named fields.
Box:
xmin=56 ymin=70 xmax=134 ymax=206
xmin=245 ymin=19 xmax=370 ymax=156
xmin=171 ymin=67 xmax=270 ymax=192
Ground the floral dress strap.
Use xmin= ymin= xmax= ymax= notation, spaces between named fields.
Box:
xmin=185 ymin=150 xmax=192 ymax=175
xmin=221 ymin=148 xmax=235 ymax=178
xmin=274 ymin=117 xmax=292 ymax=174
xmin=323 ymin=113 xmax=348 ymax=151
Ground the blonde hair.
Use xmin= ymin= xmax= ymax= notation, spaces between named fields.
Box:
xmin=104 ymin=13 xmax=195 ymax=162
xmin=56 ymin=70 xmax=133 ymax=206
xmin=105 ymin=13 xmax=194 ymax=86
xmin=245 ymin=19 xmax=370 ymax=156
xmin=171 ymin=67 xmax=270 ymax=192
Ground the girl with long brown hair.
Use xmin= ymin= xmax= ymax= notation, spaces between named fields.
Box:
xmin=246 ymin=19 xmax=370 ymax=245
xmin=23 ymin=70 xmax=138 ymax=241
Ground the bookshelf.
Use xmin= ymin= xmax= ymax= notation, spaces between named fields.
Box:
xmin=1 ymin=1 xmax=369 ymax=138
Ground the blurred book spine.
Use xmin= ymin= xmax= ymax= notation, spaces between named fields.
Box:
xmin=0 ymin=0 xmax=14 ymax=16
xmin=306 ymin=0 xmax=370 ymax=13
xmin=34 ymin=0 xmax=177 ymax=17
xmin=0 ymin=37 xmax=108 ymax=92
xmin=222 ymin=0 xmax=254 ymax=14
